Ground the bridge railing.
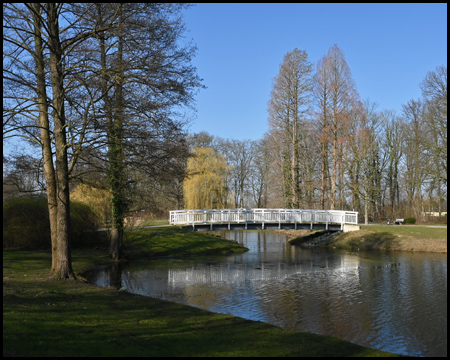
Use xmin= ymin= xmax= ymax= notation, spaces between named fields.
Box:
xmin=169 ymin=208 xmax=358 ymax=229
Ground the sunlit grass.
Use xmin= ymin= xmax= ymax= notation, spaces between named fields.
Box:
xmin=134 ymin=220 xmax=170 ymax=227
xmin=328 ymin=224 xmax=447 ymax=252
xmin=123 ymin=225 xmax=247 ymax=258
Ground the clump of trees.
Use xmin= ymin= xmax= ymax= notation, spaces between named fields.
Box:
xmin=3 ymin=3 xmax=202 ymax=277
xmin=180 ymin=47 xmax=446 ymax=225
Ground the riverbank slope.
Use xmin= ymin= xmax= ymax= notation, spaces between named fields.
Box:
xmin=3 ymin=226 xmax=400 ymax=357
xmin=283 ymin=224 xmax=447 ymax=253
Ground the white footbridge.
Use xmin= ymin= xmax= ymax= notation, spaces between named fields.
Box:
xmin=170 ymin=209 xmax=359 ymax=232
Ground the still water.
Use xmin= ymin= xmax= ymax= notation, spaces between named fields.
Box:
xmin=86 ymin=230 xmax=447 ymax=357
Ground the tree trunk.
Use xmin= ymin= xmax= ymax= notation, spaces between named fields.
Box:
xmin=32 ymin=4 xmax=59 ymax=272
xmin=291 ymin=118 xmax=300 ymax=208
xmin=109 ymin=4 xmax=125 ymax=260
xmin=320 ymin=142 xmax=328 ymax=209
xmin=330 ymin=136 xmax=337 ymax=210
xmin=364 ymin=193 xmax=369 ymax=225
xmin=47 ymin=3 xmax=75 ymax=279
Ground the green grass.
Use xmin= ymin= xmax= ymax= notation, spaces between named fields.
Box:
xmin=3 ymin=226 xmax=401 ymax=357
xmin=123 ymin=225 xmax=248 ymax=259
xmin=327 ymin=224 xmax=447 ymax=252
xmin=136 ymin=220 xmax=170 ymax=226
xmin=362 ymin=224 xmax=446 ymax=237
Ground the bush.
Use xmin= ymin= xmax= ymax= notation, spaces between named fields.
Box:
xmin=3 ymin=195 xmax=104 ymax=250
xmin=404 ymin=217 xmax=416 ymax=224
xmin=3 ymin=196 xmax=50 ymax=249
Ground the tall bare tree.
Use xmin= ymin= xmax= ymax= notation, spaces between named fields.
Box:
xmin=217 ymin=138 xmax=254 ymax=208
xmin=314 ymin=44 xmax=359 ymax=210
xmin=268 ymin=48 xmax=313 ymax=208
xmin=250 ymin=136 xmax=272 ymax=208
xmin=401 ymin=99 xmax=428 ymax=217
xmin=382 ymin=110 xmax=403 ymax=217
xmin=420 ymin=65 xmax=447 ymax=190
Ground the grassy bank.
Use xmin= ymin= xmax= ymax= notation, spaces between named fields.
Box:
xmin=123 ymin=225 xmax=248 ymax=259
xmin=283 ymin=225 xmax=447 ymax=253
xmin=3 ymin=226 xmax=400 ymax=357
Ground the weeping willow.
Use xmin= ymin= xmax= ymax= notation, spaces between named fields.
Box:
xmin=70 ymin=184 xmax=111 ymax=224
xmin=183 ymin=147 xmax=230 ymax=209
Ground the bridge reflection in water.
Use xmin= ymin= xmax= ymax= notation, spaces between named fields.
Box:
xmin=166 ymin=256 xmax=361 ymax=286
xmin=169 ymin=208 xmax=359 ymax=232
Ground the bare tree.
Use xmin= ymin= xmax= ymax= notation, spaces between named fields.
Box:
xmin=217 ymin=138 xmax=254 ymax=208
xmin=420 ymin=65 xmax=447 ymax=187
xmin=382 ymin=110 xmax=403 ymax=217
xmin=314 ymin=44 xmax=360 ymax=210
xmin=401 ymin=99 xmax=428 ymax=217
xmin=3 ymin=154 xmax=46 ymax=198
xmin=250 ymin=136 xmax=272 ymax=208
xmin=268 ymin=48 xmax=313 ymax=208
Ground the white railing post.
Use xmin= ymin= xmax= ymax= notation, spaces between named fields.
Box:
xmin=210 ymin=209 xmax=213 ymax=231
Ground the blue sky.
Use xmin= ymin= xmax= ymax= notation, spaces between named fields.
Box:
xmin=181 ymin=3 xmax=447 ymax=141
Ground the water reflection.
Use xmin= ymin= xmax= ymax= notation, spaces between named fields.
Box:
xmin=85 ymin=230 xmax=447 ymax=357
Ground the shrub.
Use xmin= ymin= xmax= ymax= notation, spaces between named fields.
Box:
xmin=3 ymin=195 xmax=104 ymax=250
xmin=404 ymin=217 xmax=416 ymax=224
xmin=3 ymin=196 xmax=50 ymax=249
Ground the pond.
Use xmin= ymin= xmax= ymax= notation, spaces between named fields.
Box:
xmin=85 ymin=230 xmax=447 ymax=357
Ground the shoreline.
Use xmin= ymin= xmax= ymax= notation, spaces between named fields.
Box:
xmin=277 ymin=224 xmax=447 ymax=253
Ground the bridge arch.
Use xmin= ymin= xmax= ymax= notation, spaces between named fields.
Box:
xmin=169 ymin=208 xmax=359 ymax=232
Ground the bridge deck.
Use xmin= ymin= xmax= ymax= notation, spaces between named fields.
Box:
xmin=170 ymin=208 xmax=359 ymax=232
